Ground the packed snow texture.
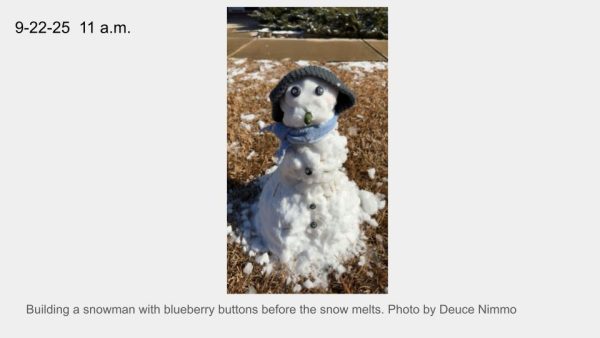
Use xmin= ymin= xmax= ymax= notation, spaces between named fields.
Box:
xmin=236 ymin=131 xmax=384 ymax=287
xmin=229 ymin=74 xmax=385 ymax=288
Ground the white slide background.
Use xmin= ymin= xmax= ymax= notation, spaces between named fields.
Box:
xmin=1 ymin=1 xmax=599 ymax=337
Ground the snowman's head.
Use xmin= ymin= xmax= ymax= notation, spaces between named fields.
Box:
xmin=280 ymin=77 xmax=338 ymax=128
xmin=270 ymin=66 xmax=355 ymax=126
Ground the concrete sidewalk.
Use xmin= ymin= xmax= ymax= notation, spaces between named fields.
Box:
xmin=227 ymin=23 xmax=388 ymax=62
xmin=226 ymin=12 xmax=387 ymax=62
xmin=228 ymin=36 xmax=388 ymax=62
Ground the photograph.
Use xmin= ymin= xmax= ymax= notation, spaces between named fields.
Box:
xmin=226 ymin=7 xmax=389 ymax=293
xmin=4 ymin=1 xmax=600 ymax=336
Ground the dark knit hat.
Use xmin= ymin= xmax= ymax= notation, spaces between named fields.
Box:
xmin=269 ymin=66 xmax=355 ymax=122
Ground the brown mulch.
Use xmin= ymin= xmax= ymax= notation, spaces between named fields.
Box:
xmin=227 ymin=58 xmax=388 ymax=293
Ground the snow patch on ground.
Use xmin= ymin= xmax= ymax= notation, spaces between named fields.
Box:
xmin=296 ymin=60 xmax=311 ymax=67
xmin=303 ymin=280 xmax=315 ymax=289
xmin=242 ymin=72 xmax=264 ymax=81
xmin=241 ymin=113 xmax=256 ymax=122
xmin=330 ymin=61 xmax=387 ymax=73
xmin=367 ymin=168 xmax=376 ymax=179
xmin=326 ymin=61 xmax=388 ymax=82
xmin=243 ymin=262 xmax=253 ymax=275
xmin=240 ymin=60 xmax=281 ymax=81
xmin=227 ymin=66 xmax=246 ymax=84
xmin=228 ymin=141 xmax=240 ymax=153
xmin=233 ymin=58 xmax=247 ymax=65
xmin=241 ymin=122 xmax=252 ymax=131
xmin=255 ymin=252 xmax=270 ymax=266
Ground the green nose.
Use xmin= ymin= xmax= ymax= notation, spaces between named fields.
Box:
xmin=304 ymin=111 xmax=313 ymax=125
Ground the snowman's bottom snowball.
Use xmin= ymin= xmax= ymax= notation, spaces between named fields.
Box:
xmin=247 ymin=169 xmax=380 ymax=286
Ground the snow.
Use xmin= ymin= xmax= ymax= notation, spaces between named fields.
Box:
xmin=303 ymin=280 xmax=315 ymax=289
xmin=246 ymin=130 xmax=383 ymax=284
xmin=280 ymin=77 xmax=338 ymax=128
xmin=358 ymin=256 xmax=366 ymax=266
xmin=243 ymin=262 xmax=253 ymax=275
xmin=261 ymin=263 xmax=273 ymax=275
xmin=365 ymin=218 xmax=378 ymax=227
xmin=257 ymin=120 xmax=267 ymax=129
xmin=295 ymin=60 xmax=311 ymax=67
xmin=259 ymin=60 xmax=278 ymax=71
xmin=233 ymin=58 xmax=247 ymax=65
xmin=255 ymin=252 xmax=270 ymax=266
xmin=264 ymin=165 xmax=278 ymax=175
xmin=242 ymin=72 xmax=264 ymax=81
xmin=359 ymin=190 xmax=380 ymax=216
xmin=238 ymin=60 xmax=280 ymax=81
xmin=228 ymin=141 xmax=240 ymax=153
xmin=229 ymin=70 xmax=385 ymax=289
xmin=241 ymin=113 xmax=256 ymax=122
xmin=367 ymin=168 xmax=376 ymax=179
xmin=330 ymin=61 xmax=387 ymax=73
xmin=227 ymin=66 xmax=246 ymax=84
xmin=376 ymin=193 xmax=387 ymax=209
xmin=241 ymin=122 xmax=252 ymax=131
xmin=347 ymin=126 xmax=358 ymax=136
xmin=272 ymin=30 xmax=303 ymax=36
xmin=253 ymin=129 xmax=370 ymax=280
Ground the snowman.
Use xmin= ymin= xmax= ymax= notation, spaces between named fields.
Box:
xmin=249 ymin=66 xmax=384 ymax=286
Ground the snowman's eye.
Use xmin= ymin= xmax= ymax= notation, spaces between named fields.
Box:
xmin=315 ymin=86 xmax=324 ymax=96
xmin=290 ymin=86 xmax=301 ymax=97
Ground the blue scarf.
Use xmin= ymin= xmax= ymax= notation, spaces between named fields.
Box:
xmin=262 ymin=115 xmax=338 ymax=160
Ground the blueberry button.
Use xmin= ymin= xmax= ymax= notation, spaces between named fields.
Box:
xmin=305 ymin=168 xmax=312 ymax=175
xmin=309 ymin=221 xmax=317 ymax=229
xmin=309 ymin=203 xmax=316 ymax=209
